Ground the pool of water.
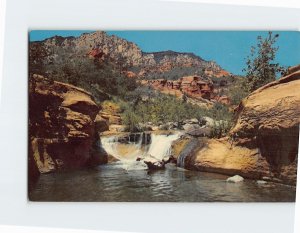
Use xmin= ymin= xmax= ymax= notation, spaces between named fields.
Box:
xmin=29 ymin=162 xmax=296 ymax=202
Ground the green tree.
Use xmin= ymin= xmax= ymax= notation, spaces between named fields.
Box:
xmin=243 ymin=32 xmax=285 ymax=92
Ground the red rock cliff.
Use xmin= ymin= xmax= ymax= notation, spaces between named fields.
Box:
xmin=143 ymin=75 xmax=230 ymax=106
xmin=28 ymin=74 xmax=108 ymax=189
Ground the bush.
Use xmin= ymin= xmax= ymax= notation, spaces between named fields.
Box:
xmin=210 ymin=120 xmax=232 ymax=138
xmin=118 ymin=89 xmax=234 ymax=135
xmin=204 ymin=103 xmax=233 ymax=138
xmin=227 ymin=77 xmax=249 ymax=106
xmin=133 ymin=94 xmax=201 ymax=124
xmin=206 ymin=102 xmax=232 ymax=122
xmin=122 ymin=108 xmax=142 ymax=132
xmin=243 ymin=32 xmax=285 ymax=92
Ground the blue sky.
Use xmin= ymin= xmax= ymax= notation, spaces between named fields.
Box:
xmin=30 ymin=30 xmax=300 ymax=75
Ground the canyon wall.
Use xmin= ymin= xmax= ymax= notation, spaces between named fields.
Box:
xmin=28 ymin=74 xmax=108 ymax=189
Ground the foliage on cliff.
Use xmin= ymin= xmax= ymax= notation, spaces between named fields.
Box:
xmin=117 ymin=89 xmax=233 ymax=133
xmin=227 ymin=76 xmax=249 ymax=106
xmin=29 ymin=47 xmax=137 ymax=103
xmin=243 ymin=32 xmax=285 ymax=92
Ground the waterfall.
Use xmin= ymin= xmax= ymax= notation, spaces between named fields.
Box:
xmin=147 ymin=134 xmax=181 ymax=161
xmin=100 ymin=133 xmax=144 ymax=161
xmin=101 ymin=133 xmax=147 ymax=170
xmin=100 ymin=132 xmax=181 ymax=170
xmin=177 ymin=138 xmax=202 ymax=168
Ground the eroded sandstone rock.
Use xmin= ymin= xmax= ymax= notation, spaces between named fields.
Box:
xmin=184 ymin=138 xmax=272 ymax=180
xmin=94 ymin=114 xmax=109 ymax=132
xmin=230 ymin=66 xmax=300 ymax=184
xmin=182 ymin=66 xmax=300 ymax=185
xmin=29 ymin=75 xmax=108 ymax=187
xmin=144 ymin=76 xmax=215 ymax=101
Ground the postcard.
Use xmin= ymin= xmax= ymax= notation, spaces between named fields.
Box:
xmin=28 ymin=30 xmax=299 ymax=202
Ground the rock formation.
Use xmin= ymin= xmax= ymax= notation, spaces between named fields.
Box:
xmin=176 ymin=66 xmax=300 ymax=185
xmin=98 ymin=101 xmax=124 ymax=133
xmin=135 ymin=50 xmax=230 ymax=79
xmin=28 ymin=74 xmax=108 ymax=188
xmin=183 ymin=138 xmax=272 ymax=180
xmin=142 ymin=75 xmax=230 ymax=106
xmin=145 ymin=76 xmax=213 ymax=99
xmin=29 ymin=31 xmax=230 ymax=80
xmin=230 ymin=65 xmax=300 ymax=184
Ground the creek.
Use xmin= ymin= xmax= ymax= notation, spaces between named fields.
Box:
xmin=29 ymin=132 xmax=296 ymax=202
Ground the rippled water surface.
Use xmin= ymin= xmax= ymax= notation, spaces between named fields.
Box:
xmin=29 ymin=162 xmax=296 ymax=202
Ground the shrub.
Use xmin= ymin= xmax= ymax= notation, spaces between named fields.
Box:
xmin=122 ymin=108 xmax=142 ymax=132
xmin=243 ymin=32 xmax=286 ymax=92
xmin=210 ymin=120 xmax=232 ymax=138
xmin=227 ymin=77 xmax=249 ymax=106
xmin=207 ymin=102 xmax=232 ymax=122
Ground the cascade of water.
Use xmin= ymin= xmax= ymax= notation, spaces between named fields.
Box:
xmin=177 ymin=138 xmax=201 ymax=168
xmin=101 ymin=133 xmax=144 ymax=161
xmin=100 ymin=132 xmax=181 ymax=170
xmin=100 ymin=136 xmax=121 ymax=160
xmin=147 ymin=133 xmax=181 ymax=161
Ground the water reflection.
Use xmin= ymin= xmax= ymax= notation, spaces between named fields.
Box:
xmin=29 ymin=163 xmax=296 ymax=202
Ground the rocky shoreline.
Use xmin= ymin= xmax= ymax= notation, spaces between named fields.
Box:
xmin=172 ymin=136 xmax=297 ymax=186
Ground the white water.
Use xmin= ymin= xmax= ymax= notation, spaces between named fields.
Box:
xmin=101 ymin=134 xmax=143 ymax=161
xmin=100 ymin=134 xmax=147 ymax=170
xmin=147 ymin=134 xmax=181 ymax=161
xmin=100 ymin=132 xmax=181 ymax=170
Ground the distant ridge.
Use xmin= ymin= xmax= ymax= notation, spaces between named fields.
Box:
xmin=29 ymin=31 xmax=231 ymax=79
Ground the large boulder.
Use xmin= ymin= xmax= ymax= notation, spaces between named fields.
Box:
xmin=185 ymin=138 xmax=273 ymax=181
xmin=183 ymin=118 xmax=199 ymax=124
xmin=182 ymin=123 xmax=201 ymax=131
xmin=230 ymin=66 xmax=300 ymax=183
xmin=202 ymin=116 xmax=215 ymax=127
xmin=186 ymin=126 xmax=212 ymax=137
xmin=29 ymin=75 xmax=108 ymax=184
xmin=183 ymin=66 xmax=300 ymax=185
